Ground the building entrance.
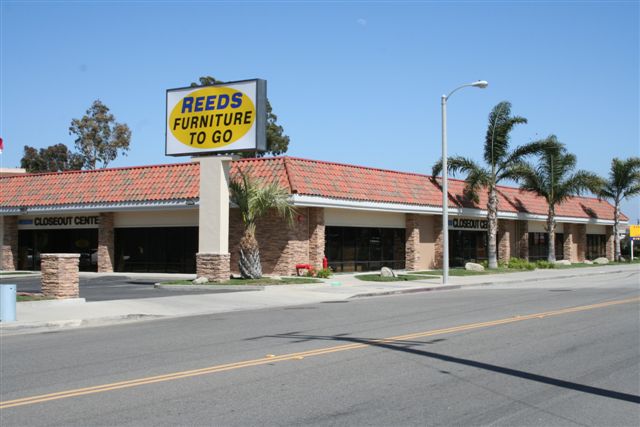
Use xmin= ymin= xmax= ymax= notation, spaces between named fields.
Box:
xmin=325 ymin=226 xmax=406 ymax=272
xmin=448 ymin=230 xmax=488 ymax=267
xmin=114 ymin=227 xmax=197 ymax=273
xmin=18 ymin=229 xmax=99 ymax=271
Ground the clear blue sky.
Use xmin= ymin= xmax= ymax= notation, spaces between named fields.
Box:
xmin=1 ymin=1 xmax=638 ymax=222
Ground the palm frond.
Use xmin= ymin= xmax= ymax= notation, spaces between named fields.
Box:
xmin=229 ymin=168 xmax=296 ymax=229
xmin=483 ymin=101 xmax=527 ymax=167
xmin=502 ymin=137 xmax=557 ymax=169
xmin=555 ymin=171 xmax=603 ymax=204
xmin=432 ymin=156 xmax=482 ymax=179
xmin=463 ymin=168 xmax=492 ymax=203
xmin=623 ymin=183 xmax=640 ymax=199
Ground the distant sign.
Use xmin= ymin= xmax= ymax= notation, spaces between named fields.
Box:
xmin=166 ymin=79 xmax=266 ymax=156
xmin=449 ymin=218 xmax=488 ymax=231
xmin=18 ymin=216 xmax=100 ymax=229
xmin=630 ymin=225 xmax=640 ymax=238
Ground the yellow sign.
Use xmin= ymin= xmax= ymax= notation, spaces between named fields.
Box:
xmin=165 ymin=79 xmax=266 ymax=156
xmin=630 ymin=225 xmax=640 ymax=238
xmin=170 ymin=86 xmax=255 ymax=148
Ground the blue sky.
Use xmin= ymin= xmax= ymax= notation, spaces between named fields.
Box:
xmin=1 ymin=1 xmax=638 ymax=222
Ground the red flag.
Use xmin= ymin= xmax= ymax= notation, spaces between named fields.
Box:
xmin=0 ymin=137 xmax=3 ymax=154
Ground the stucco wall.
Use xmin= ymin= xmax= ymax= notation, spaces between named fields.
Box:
xmin=416 ymin=215 xmax=436 ymax=270
xmin=114 ymin=209 xmax=198 ymax=228
xmin=324 ymin=208 xmax=405 ymax=228
xmin=529 ymin=221 xmax=564 ymax=233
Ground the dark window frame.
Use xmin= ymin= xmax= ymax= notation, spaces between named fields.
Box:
xmin=325 ymin=226 xmax=406 ymax=272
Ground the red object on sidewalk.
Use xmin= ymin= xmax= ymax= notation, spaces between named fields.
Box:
xmin=322 ymin=256 xmax=328 ymax=269
xmin=295 ymin=264 xmax=313 ymax=276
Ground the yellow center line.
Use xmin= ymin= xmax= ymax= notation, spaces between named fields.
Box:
xmin=1 ymin=296 xmax=638 ymax=410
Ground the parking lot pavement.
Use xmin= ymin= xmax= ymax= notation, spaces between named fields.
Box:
xmin=6 ymin=274 xmax=250 ymax=302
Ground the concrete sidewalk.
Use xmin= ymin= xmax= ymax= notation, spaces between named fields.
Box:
xmin=1 ymin=264 xmax=638 ymax=335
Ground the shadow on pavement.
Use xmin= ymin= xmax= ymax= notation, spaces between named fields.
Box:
xmin=266 ymin=332 xmax=640 ymax=404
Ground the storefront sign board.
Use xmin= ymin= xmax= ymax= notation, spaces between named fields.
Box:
xmin=18 ymin=216 xmax=100 ymax=229
xmin=448 ymin=218 xmax=488 ymax=231
xmin=166 ymin=79 xmax=266 ymax=156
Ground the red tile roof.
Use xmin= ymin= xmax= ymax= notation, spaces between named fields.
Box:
xmin=0 ymin=156 xmax=625 ymax=222
xmin=0 ymin=163 xmax=199 ymax=207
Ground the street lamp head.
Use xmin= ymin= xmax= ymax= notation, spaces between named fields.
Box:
xmin=471 ymin=80 xmax=489 ymax=88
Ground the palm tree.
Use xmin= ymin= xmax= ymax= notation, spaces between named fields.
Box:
xmin=433 ymin=101 xmax=549 ymax=269
xmin=599 ymin=157 xmax=640 ymax=261
xmin=229 ymin=169 xmax=296 ymax=278
xmin=516 ymin=138 xmax=603 ymax=262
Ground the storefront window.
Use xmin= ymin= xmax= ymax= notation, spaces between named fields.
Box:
xmin=115 ymin=227 xmax=197 ymax=273
xmin=448 ymin=230 xmax=488 ymax=267
xmin=528 ymin=232 xmax=564 ymax=261
xmin=18 ymin=229 xmax=99 ymax=272
xmin=586 ymin=234 xmax=606 ymax=260
xmin=325 ymin=226 xmax=406 ymax=272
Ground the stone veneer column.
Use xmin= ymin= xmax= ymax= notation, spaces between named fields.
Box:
xmin=516 ymin=221 xmax=529 ymax=260
xmin=433 ymin=219 xmax=444 ymax=269
xmin=605 ymin=226 xmax=615 ymax=261
xmin=197 ymin=253 xmax=231 ymax=282
xmin=1 ymin=216 xmax=18 ymax=271
xmin=563 ymin=225 xmax=576 ymax=262
xmin=274 ymin=209 xmax=309 ymax=276
xmin=405 ymin=214 xmax=421 ymax=271
xmin=40 ymin=254 xmax=80 ymax=299
xmin=98 ymin=212 xmax=114 ymax=273
xmin=576 ymin=224 xmax=586 ymax=262
xmin=497 ymin=220 xmax=513 ymax=263
xmin=308 ymin=207 xmax=325 ymax=269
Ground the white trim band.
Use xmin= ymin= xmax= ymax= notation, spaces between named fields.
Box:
xmin=290 ymin=195 xmax=625 ymax=226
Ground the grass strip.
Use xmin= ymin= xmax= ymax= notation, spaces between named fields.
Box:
xmin=17 ymin=295 xmax=54 ymax=302
xmin=161 ymin=277 xmax=321 ymax=286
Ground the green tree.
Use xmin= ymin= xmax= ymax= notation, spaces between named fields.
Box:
xmin=432 ymin=101 xmax=549 ymax=269
xmin=516 ymin=137 xmax=603 ymax=262
xmin=190 ymin=76 xmax=289 ymax=157
xmin=598 ymin=157 xmax=640 ymax=261
xmin=229 ymin=169 xmax=297 ymax=278
xmin=20 ymin=143 xmax=83 ymax=173
xmin=69 ymin=100 xmax=131 ymax=169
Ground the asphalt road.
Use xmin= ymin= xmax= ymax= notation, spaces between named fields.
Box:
xmin=1 ymin=272 xmax=639 ymax=426
xmin=4 ymin=275 xmax=247 ymax=301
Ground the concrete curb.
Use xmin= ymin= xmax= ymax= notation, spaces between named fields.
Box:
xmin=0 ymin=314 xmax=165 ymax=334
xmin=350 ymin=285 xmax=462 ymax=298
xmin=154 ymin=284 xmax=265 ymax=291
xmin=459 ymin=268 xmax=631 ymax=288
xmin=348 ymin=268 xmax=634 ymax=298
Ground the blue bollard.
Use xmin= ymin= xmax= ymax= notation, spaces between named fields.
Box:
xmin=0 ymin=284 xmax=17 ymax=322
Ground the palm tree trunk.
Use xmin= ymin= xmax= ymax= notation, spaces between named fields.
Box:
xmin=547 ymin=206 xmax=557 ymax=263
xmin=614 ymin=201 xmax=621 ymax=261
xmin=238 ymin=228 xmax=262 ymax=279
xmin=487 ymin=188 xmax=499 ymax=269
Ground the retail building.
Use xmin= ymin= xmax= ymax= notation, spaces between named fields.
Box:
xmin=0 ymin=156 xmax=626 ymax=275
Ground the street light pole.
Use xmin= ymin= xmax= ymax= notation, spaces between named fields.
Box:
xmin=441 ymin=80 xmax=488 ymax=284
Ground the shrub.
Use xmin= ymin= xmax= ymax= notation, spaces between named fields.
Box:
xmin=480 ymin=260 xmax=489 ymax=268
xmin=508 ymin=258 xmax=536 ymax=270
xmin=315 ymin=268 xmax=332 ymax=279
xmin=535 ymin=260 xmax=556 ymax=269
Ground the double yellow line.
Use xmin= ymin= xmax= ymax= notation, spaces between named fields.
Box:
xmin=1 ymin=296 xmax=638 ymax=410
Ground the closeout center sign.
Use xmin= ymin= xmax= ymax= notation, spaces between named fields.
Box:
xmin=166 ymin=79 xmax=267 ymax=156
